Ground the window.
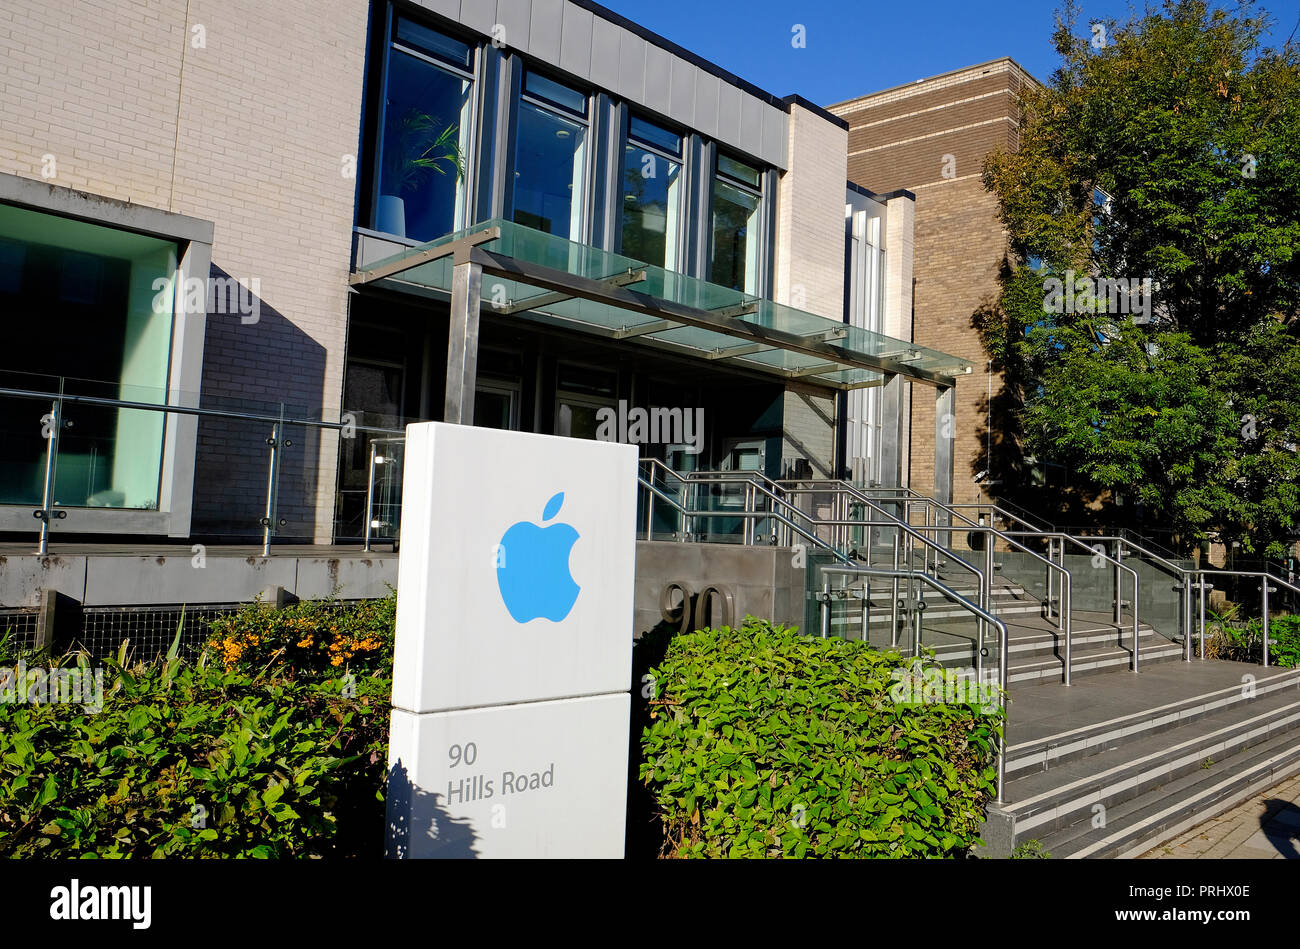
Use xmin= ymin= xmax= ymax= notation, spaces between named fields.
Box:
xmin=710 ymin=154 xmax=762 ymax=293
xmin=555 ymin=365 xmax=616 ymax=440
xmin=372 ymin=15 xmax=474 ymax=242
xmin=0 ymin=203 xmax=178 ymax=510
xmin=511 ymin=71 xmax=589 ymax=240
xmin=621 ymin=116 xmax=683 ymax=270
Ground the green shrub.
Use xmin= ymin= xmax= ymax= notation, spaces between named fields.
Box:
xmin=1206 ymin=611 xmax=1300 ymax=668
xmin=0 ymin=622 xmax=391 ymax=858
xmin=206 ymin=593 xmax=395 ymax=674
xmin=639 ymin=618 xmax=1003 ymax=858
xmin=1011 ymin=839 xmax=1051 ymax=859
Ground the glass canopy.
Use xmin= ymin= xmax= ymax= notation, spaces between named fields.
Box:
xmin=352 ymin=219 xmax=972 ymax=389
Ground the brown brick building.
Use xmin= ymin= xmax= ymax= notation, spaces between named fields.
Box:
xmin=828 ymin=58 xmax=1037 ymax=505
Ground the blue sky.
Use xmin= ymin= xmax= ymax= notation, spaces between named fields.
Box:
xmin=596 ymin=0 xmax=1300 ymax=106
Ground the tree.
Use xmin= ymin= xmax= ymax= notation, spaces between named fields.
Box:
xmin=980 ymin=0 xmax=1300 ymax=557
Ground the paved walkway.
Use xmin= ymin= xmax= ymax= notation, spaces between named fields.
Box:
xmin=1141 ymin=772 xmax=1300 ymax=859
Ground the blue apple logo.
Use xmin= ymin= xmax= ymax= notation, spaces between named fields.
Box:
xmin=496 ymin=492 xmax=581 ymax=623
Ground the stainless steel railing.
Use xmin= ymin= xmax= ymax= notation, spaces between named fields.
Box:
xmin=0 ymin=384 xmax=405 ymax=555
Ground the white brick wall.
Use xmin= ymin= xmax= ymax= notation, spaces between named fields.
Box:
xmin=772 ymin=102 xmax=849 ymax=321
xmin=0 ymin=0 xmax=368 ymax=542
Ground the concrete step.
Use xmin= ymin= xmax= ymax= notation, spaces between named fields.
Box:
xmin=1004 ymin=667 xmax=1300 ymax=778
xmin=1036 ymin=729 xmax=1300 ymax=858
xmin=927 ymin=623 xmax=1164 ymax=667
xmin=1004 ymin=690 xmax=1300 ymax=844
xmin=987 ymin=666 xmax=1300 ymax=858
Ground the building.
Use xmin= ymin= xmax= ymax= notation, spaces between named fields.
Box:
xmin=0 ymin=0 xmax=969 ymax=554
xmin=828 ymin=58 xmax=1036 ymax=506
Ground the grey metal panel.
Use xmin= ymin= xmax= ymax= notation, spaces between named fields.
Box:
xmin=529 ymin=0 xmax=564 ymax=63
xmin=716 ymin=81 xmax=743 ymax=152
xmin=495 ymin=0 xmax=532 ymax=53
xmin=459 ymin=0 xmax=498 ymax=35
xmin=880 ymin=373 xmax=904 ymax=488
xmin=693 ymin=71 xmax=720 ymax=139
xmin=763 ymin=108 xmax=789 ymax=170
xmin=643 ymin=43 xmax=672 ymax=116
xmin=934 ymin=385 xmax=955 ymax=507
xmin=616 ymin=29 xmax=647 ymax=101
xmin=589 ymin=14 xmax=622 ymax=91
xmin=739 ymin=94 xmax=765 ymax=160
xmin=414 ymin=0 xmax=461 ymax=22
xmin=558 ymin=1 xmax=593 ymax=77
xmin=669 ymin=57 xmax=696 ymax=128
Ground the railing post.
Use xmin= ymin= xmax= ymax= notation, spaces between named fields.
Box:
xmin=912 ymin=597 xmax=925 ymax=659
xmin=1263 ymin=579 xmax=1272 ymax=668
xmin=860 ymin=582 xmax=870 ymax=644
xmin=363 ymin=439 xmax=378 ymax=553
xmin=261 ymin=414 xmax=289 ymax=557
xmin=891 ymin=534 xmax=900 ymax=645
xmin=1063 ymin=573 xmax=1073 ymax=686
xmin=820 ymin=579 xmax=831 ymax=639
xmin=35 ymin=396 xmax=68 ymax=556
xmin=981 ymin=529 xmax=994 ymax=684
xmin=1199 ymin=574 xmax=1207 ymax=660
xmin=1114 ymin=539 xmax=1123 ymax=627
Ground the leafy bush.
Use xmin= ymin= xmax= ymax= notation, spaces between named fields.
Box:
xmin=0 ymin=606 xmax=393 ymax=858
xmin=639 ymin=618 xmax=1003 ymax=858
xmin=1011 ymin=839 xmax=1051 ymax=859
xmin=1206 ymin=611 xmax=1300 ymax=668
xmin=206 ymin=593 xmax=395 ymax=674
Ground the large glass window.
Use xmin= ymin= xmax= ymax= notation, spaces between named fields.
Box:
xmin=373 ymin=16 xmax=474 ymax=243
xmin=711 ymin=154 xmax=763 ymax=293
xmin=621 ymin=116 xmax=683 ymax=270
xmin=511 ymin=71 xmax=588 ymax=239
xmin=0 ymin=203 xmax=178 ymax=510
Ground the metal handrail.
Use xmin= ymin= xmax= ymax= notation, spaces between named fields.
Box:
xmin=642 ymin=463 xmax=993 ymax=658
xmin=1 ymin=384 xmax=407 ymax=556
xmin=1192 ymin=568 xmax=1300 ymax=668
xmin=820 ymin=563 xmax=1010 ymax=805
xmin=1006 ymin=531 xmax=1142 ymax=672
xmin=779 ymin=479 xmax=1076 ymax=681
xmin=686 ymin=472 xmax=993 ymax=647
xmin=638 ymin=477 xmax=855 ymax=565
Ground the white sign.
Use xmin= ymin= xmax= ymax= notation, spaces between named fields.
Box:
xmin=386 ymin=423 xmax=637 ymax=859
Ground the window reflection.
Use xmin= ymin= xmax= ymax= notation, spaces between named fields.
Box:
xmin=711 ymin=155 xmax=762 ymax=293
xmin=512 ymin=73 xmax=588 ymax=239
xmin=621 ymin=117 xmax=682 ymax=270
xmin=374 ymin=19 xmax=472 ymax=243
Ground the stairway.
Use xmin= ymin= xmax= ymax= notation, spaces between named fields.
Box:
xmin=986 ymin=663 xmax=1300 ymax=858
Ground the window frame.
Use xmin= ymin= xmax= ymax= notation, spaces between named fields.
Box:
xmin=708 ymin=150 xmax=765 ymax=293
xmin=506 ymin=67 xmax=593 ymax=241
xmin=617 ymin=112 xmax=688 ymax=270
xmin=368 ymin=7 xmax=480 ymax=241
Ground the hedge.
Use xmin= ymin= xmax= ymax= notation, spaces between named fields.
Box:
xmin=639 ymin=618 xmax=1003 ymax=858
xmin=0 ymin=598 xmax=394 ymax=858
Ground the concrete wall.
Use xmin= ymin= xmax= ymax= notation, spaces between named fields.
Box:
xmin=829 ymin=59 xmax=1032 ymax=504
xmin=0 ymin=0 xmax=369 ymax=543
xmin=2 ymin=542 xmax=806 ymax=641
xmin=633 ymin=541 xmax=807 ymax=638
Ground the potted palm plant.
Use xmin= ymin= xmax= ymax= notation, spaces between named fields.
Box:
xmin=377 ymin=109 xmax=466 ymax=238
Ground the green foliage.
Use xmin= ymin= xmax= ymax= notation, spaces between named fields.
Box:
xmin=0 ymin=607 xmax=393 ymax=858
xmin=206 ymin=593 xmax=395 ymax=675
xmin=639 ymin=618 xmax=1003 ymax=858
xmin=980 ymin=0 xmax=1300 ymax=556
xmin=1011 ymin=839 xmax=1052 ymax=859
xmin=1207 ymin=611 xmax=1300 ymax=667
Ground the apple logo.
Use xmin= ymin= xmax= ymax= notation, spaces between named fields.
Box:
xmin=496 ymin=491 xmax=581 ymax=623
